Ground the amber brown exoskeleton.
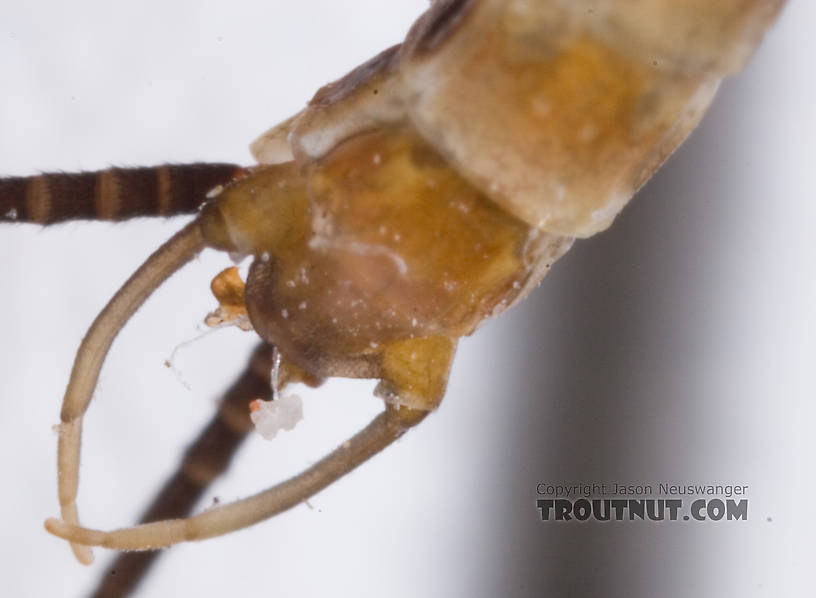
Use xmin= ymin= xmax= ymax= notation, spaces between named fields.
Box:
xmin=0 ymin=0 xmax=789 ymax=574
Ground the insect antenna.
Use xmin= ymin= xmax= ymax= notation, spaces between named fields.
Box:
xmin=0 ymin=163 xmax=241 ymax=224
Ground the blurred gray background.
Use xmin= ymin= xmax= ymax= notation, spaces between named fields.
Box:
xmin=0 ymin=1 xmax=813 ymax=596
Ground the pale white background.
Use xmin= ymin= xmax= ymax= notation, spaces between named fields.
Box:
xmin=0 ymin=1 xmax=813 ymax=597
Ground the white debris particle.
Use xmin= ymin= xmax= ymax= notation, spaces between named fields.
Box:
xmin=281 ymin=308 xmax=289 ymax=319
xmin=411 ymin=318 xmax=418 ymax=327
xmin=205 ymin=185 xmax=224 ymax=199
xmin=286 ymin=279 xmax=296 ymax=288
xmin=369 ymin=341 xmax=379 ymax=349
xmin=5 ymin=207 xmax=18 ymax=220
xmin=298 ymin=301 xmax=307 ymax=310
xmin=372 ymin=153 xmax=382 ymax=165
xmin=513 ymin=281 xmax=521 ymax=289
xmin=249 ymin=396 xmax=303 ymax=440
xmin=450 ymin=199 xmax=471 ymax=214
xmin=260 ymin=251 xmax=270 ymax=262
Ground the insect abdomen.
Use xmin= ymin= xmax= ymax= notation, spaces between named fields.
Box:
xmin=0 ymin=163 xmax=240 ymax=225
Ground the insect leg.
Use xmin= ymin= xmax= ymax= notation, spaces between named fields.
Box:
xmin=45 ymin=403 xmax=427 ymax=551
xmin=377 ymin=336 xmax=458 ymax=410
xmin=54 ymin=219 xmax=207 ymax=564
xmin=88 ymin=343 xmax=274 ymax=598
xmin=0 ymin=163 xmax=241 ymax=224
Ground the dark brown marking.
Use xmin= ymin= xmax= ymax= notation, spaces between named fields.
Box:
xmin=401 ymin=0 xmax=476 ymax=57
xmin=0 ymin=177 xmax=27 ymax=221
xmin=309 ymin=44 xmax=401 ymax=108
xmin=0 ymin=163 xmax=242 ymax=225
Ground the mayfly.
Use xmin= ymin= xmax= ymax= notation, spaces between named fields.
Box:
xmin=0 ymin=0 xmax=790 ymax=592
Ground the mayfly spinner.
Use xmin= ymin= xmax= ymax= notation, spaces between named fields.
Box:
xmin=0 ymin=0 xmax=787 ymax=566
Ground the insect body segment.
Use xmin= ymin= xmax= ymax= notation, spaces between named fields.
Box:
xmin=204 ymin=125 xmax=571 ymax=408
xmin=0 ymin=0 xmax=786 ymax=562
xmin=256 ymin=0 xmax=785 ymax=238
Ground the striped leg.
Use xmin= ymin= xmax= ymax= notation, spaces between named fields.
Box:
xmin=0 ymin=163 xmax=242 ymax=225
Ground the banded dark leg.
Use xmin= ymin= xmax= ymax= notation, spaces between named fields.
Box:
xmin=88 ymin=343 xmax=274 ymax=598
xmin=0 ymin=163 xmax=242 ymax=225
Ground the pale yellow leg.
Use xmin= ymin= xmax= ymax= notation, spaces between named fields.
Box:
xmin=54 ymin=221 xmax=205 ymax=564
xmin=45 ymin=404 xmax=426 ymax=551
xmin=48 ymin=329 xmax=455 ymax=554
